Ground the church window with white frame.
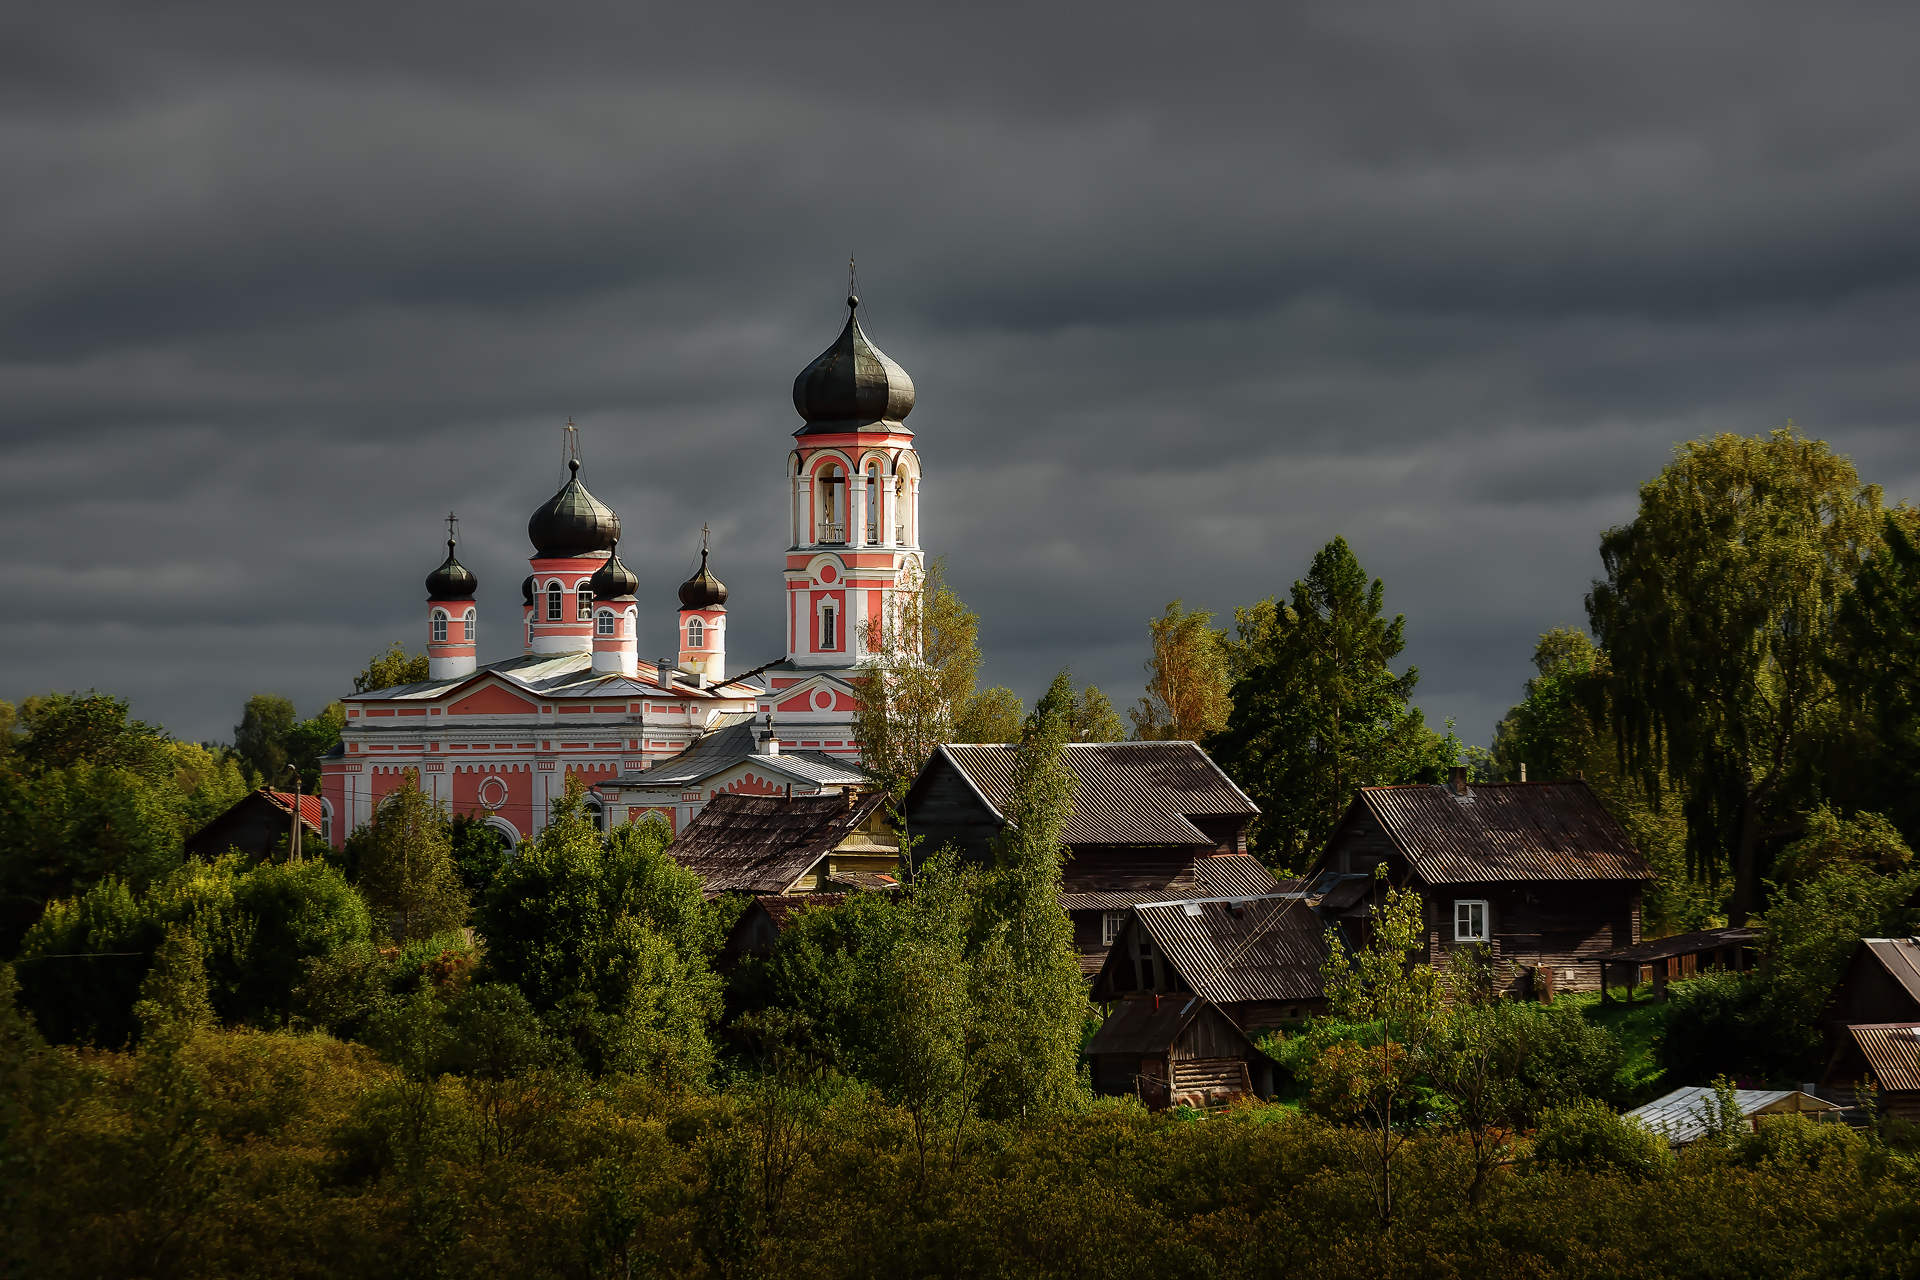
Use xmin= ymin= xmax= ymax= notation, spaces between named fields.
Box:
xmin=687 ymin=617 xmax=704 ymax=648
xmin=431 ymin=609 xmax=448 ymax=643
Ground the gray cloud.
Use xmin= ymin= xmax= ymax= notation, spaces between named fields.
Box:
xmin=2 ymin=0 xmax=1918 ymax=746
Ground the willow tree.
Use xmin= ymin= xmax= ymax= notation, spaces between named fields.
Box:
xmin=1586 ymin=428 xmax=1883 ymax=925
xmin=852 ymin=559 xmax=1017 ymax=799
xmin=1210 ymin=537 xmax=1432 ymax=867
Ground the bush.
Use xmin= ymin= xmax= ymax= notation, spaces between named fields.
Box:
xmin=1532 ymin=1097 xmax=1671 ymax=1180
xmin=1655 ymin=970 xmax=1785 ymax=1084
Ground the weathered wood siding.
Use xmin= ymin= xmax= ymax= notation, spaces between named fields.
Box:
xmin=1420 ymin=878 xmax=1642 ymax=994
xmin=1062 ymin=847 xmax=1199 ymax=894
xmin=1827 ymin=950 xmax=1920 ymax=1026
xmin=900 ymin=755 xmax=1005 ymax=863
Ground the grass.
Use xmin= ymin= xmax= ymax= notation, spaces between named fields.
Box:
xmin=1560 ymin=988 xmax=1674 ymax=1104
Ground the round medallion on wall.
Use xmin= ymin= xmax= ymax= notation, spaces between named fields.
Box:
xmin=812 ymin=690 xmax=833 ymax=711
xmin=479 ymin=777 xmax=508 ymax=811
xmin=818 ymin=565 xmax=837 ymax=583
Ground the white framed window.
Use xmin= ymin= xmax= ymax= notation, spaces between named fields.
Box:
xmin=596 ymin=609 xmax=615 ymax=637
xmin=577 ymin=586 xmax=593 ymax=621
xmin=1102 ymin=911 xmax=1126 ymax=946
xmin=463 ymin=608 xmax=475 ymax=641
xmin=821 ymin=604 xmax=837 ymax=650
xmin=546 ymin=582 xmax=563 ymax=621
xmin=1455 ymin=899 xmax=1490 ymax=943
xmin=687 ymin=617 xmax=704 ymax=648
xmin=431 ymin=609 xmax=448 ymax=643
xmin=526 ymin=620 xmax=534 ymax=646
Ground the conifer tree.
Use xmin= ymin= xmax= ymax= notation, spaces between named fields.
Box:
xmin=355 ymin=769 xmax=468 ymax=943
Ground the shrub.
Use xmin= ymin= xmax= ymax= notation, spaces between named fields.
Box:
xmin=1532 ymin=1096 xmax=1671 ymax=1180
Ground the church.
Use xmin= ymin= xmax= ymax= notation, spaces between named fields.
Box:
xmin=319 ymin=293 xmax=923 ymax=848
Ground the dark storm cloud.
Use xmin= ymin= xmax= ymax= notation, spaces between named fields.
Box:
xmin=2 ymin=0 xmax=1918 ymax=745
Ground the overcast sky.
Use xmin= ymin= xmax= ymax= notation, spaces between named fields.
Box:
xmin=3 ymin=1 xmax=1917 ymax=748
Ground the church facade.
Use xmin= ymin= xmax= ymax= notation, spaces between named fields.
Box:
xmin=319 ymin=293 xmax=924 ymax=848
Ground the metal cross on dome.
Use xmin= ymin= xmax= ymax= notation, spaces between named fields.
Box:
xmin=445 ymin=511 xmax=459 ymax=543
xmin=561 ymin=417 xmax=581 ymax=473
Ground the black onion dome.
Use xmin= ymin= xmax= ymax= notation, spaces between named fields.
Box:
xmin=521 ymin=574 xmax=535 ymax=606
xmin=425 ymin=539 xmax=478 ymax=600
xmin=791 ymin=295 xmax=915 ymax=436
xmin=677 ymin=548 xmax=728 ymax=609
xmin=589 ymin=541 xmax=639 ymax=600
xmin=527 ymin=458 xmax=621 ymax=556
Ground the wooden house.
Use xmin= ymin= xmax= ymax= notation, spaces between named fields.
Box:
xmin=1821 ymin=938 xmax=1920 ymax=1028
xmin=1308 ymin=771 xmax=1653 ymax=997
xmin=1085 ymin=993 xmax=1279 ymax=1108
xmin=901 ymin=741 xmax=1273 ymax=974
xmin=1089 ymin=893 xmax=1330 ymax=1033
xmin=185 ymin=787 xmax=325 ymax=860
xmin=667 ymin=791 xmax=896 ymax=895
xmin=1822 ymin=1023 xmax=1920 ymax=1121
xmin=718 ymin=893 xmax=847 ymax=966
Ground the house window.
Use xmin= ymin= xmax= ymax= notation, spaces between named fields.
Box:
xmin=821 ymin=604 xmax=836 ymax=650
xmin=463 ymin=608 xmax=476 ymax=642
xmin=596 ymin=610 xmax=616 ymax=637
xmin=1136 ymin=937 xmax=1158 ymax=991
xmin=687 ymin=617 xmax=704 ymax=648
xmin=1455 ymin=899 xmax=1490 ymax=943
xmin=431 ymin=610 xmax=448 ymax=643
xmin=1102 ymin=912 xmax=1126 ymax=946
xmin=546 ymin=583 xmax=563 ymax=621
xmin=577 ymin=586 xmax=593 ymax=620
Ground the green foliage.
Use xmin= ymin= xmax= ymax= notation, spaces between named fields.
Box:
xmin=852 ymin=558 xmax=990 ymax=800
xmin=14 ymin=855 xmax=373 ymax=1046
xmin=353 ymin=769 xmax=469 ymax=943
xmin=1067 ymin=681 xmax=1125 ymax=743
xmin=355 ymin=642 xmax=432 ymax=694
xmin=953 ymin=686 xmax=1023 ymax=744
xmin=1587 ymin=427 xmax=1885 ymax=923
xmin=284 ymin=701 xmax=345 ymax=790
xmin=1656 ymin=971 xmax=1780 ymax=1084
xmin=477 ymin=780 xmax=719 ymax=1083
xmin=448 ymin=814 xmax=511 ymax=899
xmin=1130 ymin=599 xmax=1231 ymax=741
xmin=1531 ymin=1096 xmax=1671 ymax=1180
xmin=1209 ymin=537 xmax=1443 ymax=865
xmin=233 ymin=693 xmax=296 ymax=785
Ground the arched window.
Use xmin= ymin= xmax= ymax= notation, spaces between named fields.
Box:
xmin=526 ymin=620 xmax=533 ymax=647
xmin=818 ymin=464 xmax=843 ymax=543
xmin=577 ymin=586 xmax=592 ymax=621
xmin=431 ymin=609 xmax=449 ymax=643
xmin=866 ymin=462 xmax=881 ymax=542
xmin=687 ymin=617 xmax=704 ymax=649
xmin=895 ymin=475 xmax=907 ymax=543
xmin=546 ymin=582 xmax=563 ymax=621
xmin=596 ymin=609 xmax=615 ymax=637
xmin=463 ymin=608 xmax=476 ymax=642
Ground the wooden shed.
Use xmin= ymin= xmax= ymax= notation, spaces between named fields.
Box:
xmin=1822 ymin=1022 xmax=1920 ymax=1121
xmin=1821 ymin=938 xmax=1920 ymax=1029
xmin=184 ymin=787 xmax=324 ymax=860
xmin=717 ymin=893 xmax=846 ymax=967
xmin=667 ymin=790 xmax=893 ymax=895
xmin=1626 ymin=1086 xmax=1839 ymax=1145
xmin=1089 ymin=894 xmax=1330 ymax=1033
xmin=1086 ymin=993 xmax=1278 ymax=1109
xmin=1593 ymin=926 xmax=1762 ymax=1003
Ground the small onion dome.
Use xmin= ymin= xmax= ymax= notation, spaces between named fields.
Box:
xmin=678 ymin=548 xmax=728 ymax=609
xmin=590 ymin=541 xmax=639 ymax=600
xmin=425 ymin=539 xmax=478 ymax=600
xmin=527 ymin=458 xmax=621 ymax=556
xmin=791 ymin=295 xmax=915 ymax=436
xmin=521 ymin=574 xmax=535 ymax=606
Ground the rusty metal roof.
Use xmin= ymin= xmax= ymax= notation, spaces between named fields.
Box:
xmin=1085 ymin=994 xmax=1271 ymax=1060
xmin=1098 ymin=894 xmax=1329 ymax=1005
xmin=1351 ymin=781 xmax=1652 ymax=885
xmin=1595 ymin=926 xmax=1763 ymax=964
xmin=1846 ymin=1023 xmax=1920 ymax=1093
xmin=932 ymin=741 xmax=1257 ymax=847
xmin=668 ymin=791 xmax=887 ymax=894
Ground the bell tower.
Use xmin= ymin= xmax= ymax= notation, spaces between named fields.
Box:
xmin=784 ymin=289 xmax=922 ymax=670
xmin=425 ymin=514 xmax=478 ymax=680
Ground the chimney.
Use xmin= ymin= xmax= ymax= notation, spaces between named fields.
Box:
xmin=1450 ymin=766 xmax=1468 ymax=796
xmin=657 ymin=658 xmax=676 ymax=692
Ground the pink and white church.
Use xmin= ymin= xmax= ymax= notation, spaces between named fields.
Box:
xmin=320 ymin=294 xmax=925 ymax=848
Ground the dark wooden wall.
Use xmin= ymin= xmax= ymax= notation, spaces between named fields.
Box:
xmin=1826 ymin=950 xmax=1920 ymax=1026
xmin=901 ymin=757 xmax=1005 ymax=863
xmin=1418 ymin=878 xmax=1642 ymax=994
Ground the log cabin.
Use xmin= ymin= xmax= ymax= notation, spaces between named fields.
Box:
xmin=1085 ymin=993 xmax=1279 ymax=1108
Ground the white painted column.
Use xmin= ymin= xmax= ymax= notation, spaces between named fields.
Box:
xmin=850 ymin=472 xmax=867 ymax=548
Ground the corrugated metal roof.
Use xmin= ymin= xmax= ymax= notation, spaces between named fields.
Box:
xmin=1086 ymin=995 xmax=1226 ymax=1057
xmin=600 ymin=716 xmax=866 ymax=790
xmin=345 ymin=652 xmax=759 ymax=703
xmin=1357 ymin=781 xmax=1652 ymax=885
xmin=1595 ymin=926 xmax=1763 ymax=964
xmin=1058 ymin=859 xmax=1282 ymax=913
xmin=1626 ymin=1086 xmax=1838 ymax=1146
xmin=668 ymin=791 xmax=888 ymax=894
xmin=261 ymin=789 xmax=325 ymax=830
xmin=1861 ymin=939 xmax=1920 ymax=1007
xmin=1123 ymin=894 xmax=1328 ymax=1005
xmin=935 ymin=741 xmax=1257 ymax=847
xmin=1848 ymin=1023 xmax=1920 ymax=1092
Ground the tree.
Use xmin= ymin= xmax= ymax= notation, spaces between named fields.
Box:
xmin=969 ymin=672 xmax=1089 ymax=1121
xmin=234 ymin=694 xmax=297 ymax=786
xmin=354 ymin=770 xmax=468 ymax=943
xmin=355 ymin=643 xmax=431 ymax=694
xmin=954 ymin=686 xmax=1022 ymax=744
xmin=1209 ymin=537 xmax=1437 ymax=867
xmin=1067 ymin=682 xmax=1125 ymax=743
xmin=1832 ymin=511 xmax=1920 ymax=840
xmin=1306 ymin=870 xmax=1444 ymax=1227
xmin=853 ymin=558 xmax=1001 ymax=798
xmin=1129 ymin=601 xmax=1231 ymax=741
xmin=1586 ymin=428 xmax=1884 ymax=924
xmin=284 ymin=702 xmax=345 ymax=791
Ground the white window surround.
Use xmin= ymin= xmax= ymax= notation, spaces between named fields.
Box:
xmin=1102 ymin=911 xmax=1126 ymax=946
xmin=463 ymin=608 xmax=476 ymax=641
xmin=687 ymin=617 xmax=704 ymax=648
xmin=596 ymin=609 xmax=616 ymax=637
xmin=1455 ymin=899 xmax=1490 ymax=943
xmin=546 ymin=583 xmax=563 ymax=621
xmin=431 ymin=610 xmax=449 ymax=642
xmin=577 ymin=587 xmax=593 ymax=621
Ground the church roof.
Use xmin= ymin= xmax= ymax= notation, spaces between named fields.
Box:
xmin=425 ymin=539 xmax=478 ymax=600
xmin=343 ymin=651 xmax=760 ymax=703
xmin=791 ymin=296 xmax=915 ymax=437
xmin=598 ymin=714 xmax=867 ymax=790
xmin=527 ymin=459 xmax=621 ymax=557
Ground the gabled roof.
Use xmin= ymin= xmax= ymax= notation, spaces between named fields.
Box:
xmin=1842 ymin=1023 xmax=1920 ymax=1093
xmin=261 ymin=789 xmax=325 ymax=830
xmin=910 ymin=741 xmax=1257 ymax=847
xmin=1826 ymin=938 xmax=1920 ymax=1016
xmin=1096 ymin=894 xmax=1329 ymax=1005
xmin=669 ymin=791 xmax=889 ymax=894
xmin=1626 ymin=1086 xmax=1837 ymax=1146
xmin=1085 ymin=994 xmax=1274 ymax=1060
xmin=1334 ymin=780 xmax=1652 ymax=885
xmin=345 ymin=652 xmax=759 ymax=704
xmin=599 ymin=715 xmax=867 ymax=790
xmin=1057 ymin=857 xmax=1284 ymax=914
